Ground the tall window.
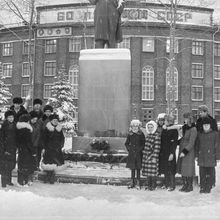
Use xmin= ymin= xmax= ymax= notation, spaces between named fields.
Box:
xmin=2 ymin=63 xmax=12 ymax=77
xmin=69 ymin=65 xmax=79 ymax=99
xmin=166 ymin=39 xmax=178 ymax=53
xmin=2 ymin=42 xmax=13 ymax=56
xmin=45 ymin=39 xmax=57 ymax=53
xmin=142 ymin=37 xmax=154 ymax=52
xmin=44 ymin=61 xmax=56 ymax=76
xmin=214 ymin=43 xmax=220 ymax=56
xmin=166 ymin=67 xmax=178 ymax=101
xmin=191 ymin=86 xmax=203 ymax=101
xmin=22 ymin=62 xmax=32 ymax=77
xmin=142 ymin=66 xmax=154 ymax=100
xmin=192 ymin=41 xmax=204 ymax=55
xmin=214 ymin=110 xmax=220 ymax=122
xmin=21 ymin=84 xmax=30 ymax=98
xmin=23 ymin=40 xmax=34 ymax=54
xmin=117 ymin=37 xmax=130 ymax=49
xmin=69 ymin=38 xmax=81 ymax=52
xmin=44 ymin=84 xmax=53 ymax=99
xmin=214 ymin=65 xmax=220 ymax=79
xmin=214 ymin=87 xmax=220 ymax=102
xmin=192 ymin=63 xmax=203 ymax=78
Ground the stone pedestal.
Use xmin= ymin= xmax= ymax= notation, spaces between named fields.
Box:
xmin=78 ymin=49 xmax=131 ymax=137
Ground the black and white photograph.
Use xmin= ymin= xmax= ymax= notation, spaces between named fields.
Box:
xmin=0 ymin=0 xmax=220 ymax=219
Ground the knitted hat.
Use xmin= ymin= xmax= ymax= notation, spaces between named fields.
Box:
xmin=29 ymin=111 xmax=39 ymax=119
xmin=43 ymin=105 xmax=53 ymax=112
xmin=49 ymin=114 xmax=59 ymax=121
xmin=201 ymin=117 xmax=212 ymax=125
xmin=146 ymin=120 xmax=158 ymax=134
xmin=13 ymin=97 xmax=23 ymax=104
xmin=198 ymin=105 xmax=208 ymax=112
xmin=19 ymin=114 xmax=30 ymax=122
xmin=4 ymin=110 xmax=15 ymax=119
xmin=33 ymin=98 xmax=43 ymax=106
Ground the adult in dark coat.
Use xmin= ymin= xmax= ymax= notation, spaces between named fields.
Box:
xmin=125 ymin=119 xmax=145 ymax=189
xmin=10 ymin=97 xmax=28 ymax=123
xmin=177 ymin=112 xmax=197 ymax=192
xmin=32 ymin=98 xmax=44 ymax=119
xmin=42 ymin=114 xmax=65 ymax=184
xmin=16 ymin=114 xmax=36 ymax=186
xmin=0 ymin=110 xmax=17 ymax=187
xmin=159 ymin=115 xmax=178 ymax=191
xmin=89 ymin=0 xmax=124 ymax=48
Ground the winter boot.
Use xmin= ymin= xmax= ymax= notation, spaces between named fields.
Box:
xmin=7 ymin=173 xmax=14 ymax=186
xmin=179 ymin=177 xmax=187 ymax=192
xmin=1 ymin=176 xmax=7 ymax=188
xmin=150 ymin=177 xmax=157 ymax=191
xmin=205 ymin=174 xmax=212 ymax=193
xmin=128 ymin=178 xmax=135 ymax=189
xmin=49 ymin=171 xmax=55 ymax=184
xmin=185 ymin=177 xmax=193 ymax=192
xmin=145 ymin=177 xmax=151 ymax=190
xmin=136 ymin=179 xmax=141 ymax=190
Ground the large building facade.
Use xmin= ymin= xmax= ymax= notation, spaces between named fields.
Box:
xmin=1 ymin=1 xmax=220 ymax=125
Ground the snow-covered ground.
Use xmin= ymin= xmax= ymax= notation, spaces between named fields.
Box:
xmin=0 ymin=164 xmax=220 ymax=220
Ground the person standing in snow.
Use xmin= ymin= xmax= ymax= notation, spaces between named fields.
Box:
xmin=159 ymin=115 xmax=178 ymax=191
xmin=142 ymin=120 xmax=161 ymax=191
xmin=195 ymin=117 xmax=220 ymax=193
xmin=37 ymin=104 xmax=54 ymax=169
xmin=176 ymin=112 xmax=197 ymax=192
xmin=16 ymin=114 xmax=36 ymax=186
xmin=89 ymin=0 xmax=125 ymax=48
xmin=41 ymin=114 xmax=65 ymax=184
xmin=10 ymin=97 xmax=28 ymax=123
xmin=125 ymin=119 xmax=145 ymax=189
xmin=0 ymin=110 xmax=17 ymax=187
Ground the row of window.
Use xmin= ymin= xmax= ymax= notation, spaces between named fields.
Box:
xmin=2 ymin=38 xmax=220 ymax=55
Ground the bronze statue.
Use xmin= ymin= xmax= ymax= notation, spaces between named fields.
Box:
xmin=89 ymin=0 xmax=125 ymax=48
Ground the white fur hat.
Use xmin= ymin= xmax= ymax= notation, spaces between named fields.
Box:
xmin=146 ymin=120 xmax=158 ymax=134
xmin=130 ymin=119 xmax=141 ymax=127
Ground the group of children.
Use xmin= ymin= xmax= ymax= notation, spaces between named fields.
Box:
xmin=125 ymin=106 xmax=220 ymax=194
xmin=0 ymin=97 xmax=65 ymax=188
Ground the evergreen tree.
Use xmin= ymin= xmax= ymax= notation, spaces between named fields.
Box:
xmin=0 ymin=77 xmax=12 ymax=105
xmin=48 ymin=66 xmax=77 ymax=135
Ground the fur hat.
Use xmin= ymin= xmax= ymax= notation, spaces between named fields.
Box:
xmin=198 ymin=105 xmax=208 ymax=112
xmin=49 ymin=114 xmax=59 ymax=121
xmin=146 ymin=120 xmax=158 ymax=134
xmin=202 ymin=117 xmax=212 ymax=125
xmin=13 ymin=97 xmax=23 ymax=104
xmin=29 ymin=111 xmax=39 ymax=119
xmin=130 ymin=119 xmax=141 ymax=127
xmin=4 ymin=110 xmax=15 ymax=119
xmin=43 ymin=105 xmax=53 ymax=112
xmin=19 ymin=114 xmax=30 ymax=122
xmin=33 ymin=98 xmax=43 ymax=106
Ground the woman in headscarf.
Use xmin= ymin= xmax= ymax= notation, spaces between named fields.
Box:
xmin=142 ymin=120 xmax=161 ymax=191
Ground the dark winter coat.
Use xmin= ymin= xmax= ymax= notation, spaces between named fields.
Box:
xmin=89 ymin=0 xmax=124 ymax=46
xmin=43 ymin=122 xmax=65 ymax=166
xmin=159 ymin=128 xmax=178 ymax=175
xmin=142 ymin=131 xmax=161 ymax=177
xmin=30 ymin=120 xmax=42 ymax=154
xmin=125 ymin=130 xmax=145 ymax=169
xmin=0 ymin=120 xmax=17 ymax=174
xmin=10 ymin=105 xmax=28 ymax=123
xmin=177 ymin=124 xmax=197 ymax=177
xmin=16 ymin=122 xmax=36 ymax=173
xmin=196 ymin=115 xmax=218 ymax=133
xmin=196 ymin=130 xmax=220 ymax=167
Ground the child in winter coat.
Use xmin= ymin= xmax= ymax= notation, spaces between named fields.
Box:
xmin=159 ymin=115 xmax=178 ymax=191
xmin=16 ymin=114 xmax=36 ymax=186
xmin=142 ymin=120 xmax=161 ymax=191
xmin=0 ymin=110 xmax=17 ymax=187
xmin=196 ymin=117 xmax=220 ymax=193
xmin=125 ymin=120 xmax=145 ymax=189
xmin=41 ymin=114 xmax=65 ymax=184
xmin=177 ymin=112 xmax=197 ymax=192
